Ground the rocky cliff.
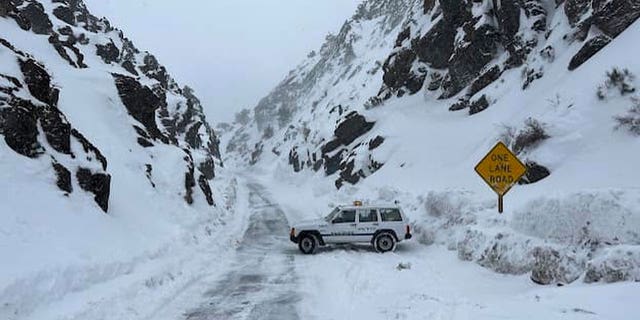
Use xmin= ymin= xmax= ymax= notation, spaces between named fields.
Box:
xmin=1 ymin=0 xmax=221 ymax=212
xmin=225 ymin=0 xmax=639 ymax=189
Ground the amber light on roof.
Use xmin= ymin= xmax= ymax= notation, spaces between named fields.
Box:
xmin=353 ymin=200 xmax=363 ymax=206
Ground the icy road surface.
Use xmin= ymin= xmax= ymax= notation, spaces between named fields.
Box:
xmin=185 ymin=183 xmax=300 ymax=320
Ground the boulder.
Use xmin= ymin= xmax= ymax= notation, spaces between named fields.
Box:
xmin=519 ymin=161 xmax=551 ymax=184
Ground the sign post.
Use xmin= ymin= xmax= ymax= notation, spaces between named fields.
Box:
xmin=474 ymin=142 xmax=527 ymax=214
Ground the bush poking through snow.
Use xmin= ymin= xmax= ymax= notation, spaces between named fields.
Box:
xmin=584 ymin=247 xmax=640 ymax=283
xmin=530 ymin=247 xmax=584 ymax=285
xmin=614 ymin=98 xmax=640 ymax=136
xmin=597 ymin=68 xmax=635 ymax=100
xmin=500 ymin=118 xmax=550 ymax=154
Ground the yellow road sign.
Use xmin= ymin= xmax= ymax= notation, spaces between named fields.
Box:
xmin=475 ymin=142 xmax=527 ymax=213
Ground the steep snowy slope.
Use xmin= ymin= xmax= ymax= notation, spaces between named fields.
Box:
xmin=225 ymin=0 xmax=640 ymax=285
xmin=0 ymin=0 xmax=230 ymax=317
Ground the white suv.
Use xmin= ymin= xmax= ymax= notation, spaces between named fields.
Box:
xmin=289 ymin=203 xmax=412 ymax=254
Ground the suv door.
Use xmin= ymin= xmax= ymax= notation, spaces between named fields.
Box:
xmin=355 ymin=208 xmax=379 ymax=242
xmin=325 ymin=209 xmax=357 ymax=243
xmin=379 ymin=208 xmax=405 ymax=239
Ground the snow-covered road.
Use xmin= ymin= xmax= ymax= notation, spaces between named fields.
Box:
xmin=185 ymin=183 xmax=299 ymax=319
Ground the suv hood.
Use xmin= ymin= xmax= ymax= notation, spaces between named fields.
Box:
xmin=291 ymin=218 xmax=327 ymax=229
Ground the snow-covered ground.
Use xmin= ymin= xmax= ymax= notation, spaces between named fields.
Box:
xmin=17 ymin=172 xmax=637 ymax=320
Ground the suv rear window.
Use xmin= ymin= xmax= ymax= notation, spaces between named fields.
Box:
xmin=380 ymin=208 xmax=402 ymax=222
xmin=359 ymin=209 xmax=378 ymax=223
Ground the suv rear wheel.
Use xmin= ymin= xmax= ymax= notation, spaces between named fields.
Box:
xmin=298 ymin=234 xmax=317 ymax=254
xmin=374 ymin=232 xmax=396 ymax=253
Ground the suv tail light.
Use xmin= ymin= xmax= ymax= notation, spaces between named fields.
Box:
xmin=290 ymin=228 xmax=296 ymax=236
xmin=406 ymin=225 xmax=411 ymax=234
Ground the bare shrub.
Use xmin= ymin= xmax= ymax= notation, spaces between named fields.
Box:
xmin=500 ymin=118 xmax=550 ymax=154
xmin=597 ymin=68 xmax=636 ymax=100
xmin=614 ymin=97 xmax=640 ymax=135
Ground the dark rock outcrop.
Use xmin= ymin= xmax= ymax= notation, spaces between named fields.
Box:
xmin=19 ymin=58 xmax=58 ymax=105
xmin=112 ymin=74 xmax=168 ymax=143
xmin=1 ymin=38 xmax=112 ymax=212
xmin=21 ymin=2 xmax=53 ymax=35
xmin=593 ymin=0 xmax=640 ymax=38
xmin=2 ymin=0 xmax=221 ymax=212
xmin=469 ymin=95 xmax=489 ymax=115
xmin=96 ymin=41 xmax=120 ymax=64
xmin=416 ymin=19 xmax=456 ymax=69
xmin=198 ymin=175 xmax=214 ymax=206
xmin=568 ymin=35 xmax=612 ymax=70
xmin=52 ymin=162 xmax=73 ymax=194
xmin=334 ymin=111 xmax=375 ymax=146
xmin=0 ymin=101 xmax=44 ymax=158
xmin=76 ymin=168 xmax=111 ymax=212
xmin=368 ymin=135 xmax=385 ymax=150
xmin=53 ymin=6 xmax=76 ymax=25
xmin=519 ymin=161 xmax=551 ymax=185
xmin=469 ymin=66 xmax=501 ymax=96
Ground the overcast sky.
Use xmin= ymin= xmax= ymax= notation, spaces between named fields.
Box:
xmin=84 ymin=0 xmax=363 ymax=123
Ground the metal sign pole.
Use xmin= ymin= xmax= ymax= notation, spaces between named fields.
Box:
xmin=498 ymin=195 xmax=504 ymax=214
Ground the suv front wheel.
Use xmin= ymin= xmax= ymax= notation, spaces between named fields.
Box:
xmin=374 ymin=232 xmax=396 ymax=253
xmin=298 ymin=234 xmax=317 ymax=254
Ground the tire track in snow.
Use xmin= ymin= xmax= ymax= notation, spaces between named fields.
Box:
xmin=184 ymin=183 xmax=299 ymax=320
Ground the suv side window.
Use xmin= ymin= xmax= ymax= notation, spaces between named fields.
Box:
xmin=359 ymin=209 xmax=378 ymax=223
xmin=380 ymin=208 xmax=403 ymax=222
xmin=332 ymin=210 xmax=356 ymax=224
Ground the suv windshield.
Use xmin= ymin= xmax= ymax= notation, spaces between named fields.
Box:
xmin=324 ymin=207 xmax=340 ymax=222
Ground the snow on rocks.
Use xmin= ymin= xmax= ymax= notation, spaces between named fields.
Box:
xmin=1 ymin=0 xmax=227 ymax=318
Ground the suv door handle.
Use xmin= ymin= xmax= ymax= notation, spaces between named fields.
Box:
xmin=372 ymin=223 xmax=379 ymax=226
xmin=350 ymin=223 xmax=357 ymax=227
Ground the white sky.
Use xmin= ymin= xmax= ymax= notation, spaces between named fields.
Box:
xmin=84 ymin=0 xmax=363 ymax=123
